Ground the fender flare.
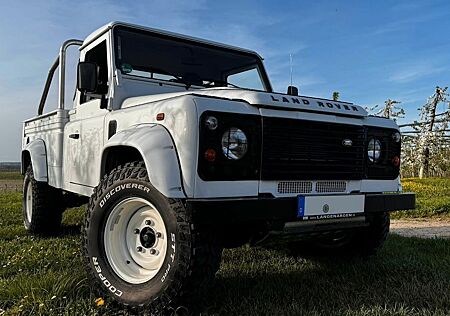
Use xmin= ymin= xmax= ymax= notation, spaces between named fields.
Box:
xmin=102 ymin=124 xmax=185 ymax=198
xmin=21 ymin=139 xmax=48 ymax=182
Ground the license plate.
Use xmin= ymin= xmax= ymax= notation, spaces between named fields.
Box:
xmin=297 ymin=195 xmax=365 ymax=220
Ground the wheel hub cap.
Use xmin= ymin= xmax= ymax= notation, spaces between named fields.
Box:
xmin=103 ymin=197 xmax=168 ymax=284
xmin=140 ymin=227 xmax=156 ymax=248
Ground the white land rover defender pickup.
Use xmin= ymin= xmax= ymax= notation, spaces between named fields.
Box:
xmin=21 ymin=22 xmax=415 ymax=313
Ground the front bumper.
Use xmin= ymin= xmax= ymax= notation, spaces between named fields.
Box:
xmin=189 ymin=192 xmax=415 ymax=224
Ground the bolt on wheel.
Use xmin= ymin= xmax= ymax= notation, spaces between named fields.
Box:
xmin=25 ymin=181 xmax=33 ymax=223
xmin=104 ymin=197 xmax=167 ymax=284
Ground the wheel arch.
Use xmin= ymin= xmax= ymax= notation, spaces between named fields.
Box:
xmin=101 ymin=124 xmax=186 ymax=198
xmin=101 ymin=145 xmax=143 ymax=177
xmin=21 ymin=139 xmax=48 ymax=182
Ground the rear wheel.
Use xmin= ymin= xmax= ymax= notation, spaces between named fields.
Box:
xmin=22 ymin=165 xmax=63 ymax=235
xmin=83 ymin=161 xmax=222 ymax=314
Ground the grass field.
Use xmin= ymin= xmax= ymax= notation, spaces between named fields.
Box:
xmin=0 ymin=174 xmax=449 ymax=315
xmin=394 ymin=178 xmax=450 ymax=218
xmin=0 ymin=172 xmax=22 ymax=193
xmin=0 ymin=172 xmax=22 ymax=181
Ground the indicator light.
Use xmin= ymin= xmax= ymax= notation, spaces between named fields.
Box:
xmin=204 ymin=149 xmax=216 ymax=162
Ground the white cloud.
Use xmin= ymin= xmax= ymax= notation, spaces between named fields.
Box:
xmin=388 ymin=62 xmax=447 ymax=83
xmin=371 ymin=10 xmax=447 ymax=36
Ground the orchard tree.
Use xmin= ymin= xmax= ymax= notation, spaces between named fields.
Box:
xmin=379 ymin=99 xmax=405 ymax=121
xmin=367 ymin=99 xmax=405 ymax=121
xmin=400 ymin=135 xmax=419 ymax=177
xmin=414 ymin=86 xmax=450 ymax=178
xmin=332 ymin=91 xmax=340 ymax=101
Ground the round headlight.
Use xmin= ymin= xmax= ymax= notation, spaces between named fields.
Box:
xmin=368 ymin=138 xmax=382 ymax=163
xmin=392 ymin=131 xmax=401 ymax=143
xmin=221 ymin=128 xmax=248 ymax=160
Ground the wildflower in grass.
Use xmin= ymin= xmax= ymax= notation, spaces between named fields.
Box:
xmin=95 ymin=297 xmax=105 ymax=307
xmin=51 ymin=295 xmax=56 ymax=300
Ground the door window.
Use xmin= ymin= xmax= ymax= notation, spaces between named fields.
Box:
xmin=81 ymin=41 xmax=108 ymax=104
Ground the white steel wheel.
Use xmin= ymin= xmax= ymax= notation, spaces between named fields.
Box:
xmin=104 ymin=197 xmax=168 ymax=284
xmin=25 ymin=181 xmax=33 ymax=223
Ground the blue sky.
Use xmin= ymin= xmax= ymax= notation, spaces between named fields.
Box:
xmin=1 ymin=0 xmax=450 ymax=161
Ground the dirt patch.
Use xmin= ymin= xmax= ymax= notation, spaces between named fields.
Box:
xmin=0 ymin=179 xmax=22 ymax=192
xmin=391 ymin=218 xmax=450 ymax=239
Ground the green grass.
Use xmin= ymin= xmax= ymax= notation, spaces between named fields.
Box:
xmin=393 ymin=178 xmax=450 ymax=219
xmin=1 ymin=192 xmax=450 ymax=315
xmin=0 ymin=172 xmax=22 ymax=181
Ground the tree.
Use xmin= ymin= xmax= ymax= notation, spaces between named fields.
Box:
xmin=332 ymin=91 xmax=340 ymax=101
xmin=367 ymin=99 xmax=405 ymax=121
xmin=414 ymin=86 xmax=450 ymax=178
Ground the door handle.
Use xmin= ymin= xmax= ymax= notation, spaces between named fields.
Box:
xmin=69 ymin=133 xmax=80 ymax=139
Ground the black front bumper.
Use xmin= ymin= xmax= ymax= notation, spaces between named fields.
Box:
xmin=189 ymin=192 xmax=415 ymax=224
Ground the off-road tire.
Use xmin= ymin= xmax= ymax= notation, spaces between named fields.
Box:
xmin=287 ymin=212 xmax=390 ymax=258
xmin=344 ymin=212 xmax=390 ymax=257
xmin=22 ymin=165 xmax=63 ymax=235
xmin=83 ymin=161 xmax=222 ymax=315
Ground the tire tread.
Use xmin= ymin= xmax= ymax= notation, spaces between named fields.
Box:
xmin=83 ymin=161 xmax=221 ymax=315
xmin=23 ymin=166 xmax=62 ymax=235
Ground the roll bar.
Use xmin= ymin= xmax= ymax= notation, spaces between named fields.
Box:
xmin=38 ymin=39 xmax=83 ymax=115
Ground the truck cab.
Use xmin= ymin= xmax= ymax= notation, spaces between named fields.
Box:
xmin=21 ymin=21 xmax=415 ymax=313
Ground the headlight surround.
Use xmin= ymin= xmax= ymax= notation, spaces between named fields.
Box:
xmin=221 ymin=127 xmax=248 ymax=160
xmin=198 ymin=111 xmax=261 ymax=181
xmin=205 ymin=116 xmax=218 ymax=130
xmin=368 ymin=138 xmax=382 ymax=163
xmin=392 ymin=131 xmax=401 ymax=143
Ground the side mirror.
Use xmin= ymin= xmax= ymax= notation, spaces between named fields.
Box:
xmin=287 ymin=85 xmax=299 ymax=96
xmin=77 ymin=62 xmax=98 ymax=93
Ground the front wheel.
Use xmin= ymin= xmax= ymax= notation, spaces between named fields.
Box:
xmin=287 ymin=212 xmax=390 ymax=258
xmin=344 ymin=212 xmax=390 ymax=257
xmin=83 ymin=162 xmax=222 ymax=313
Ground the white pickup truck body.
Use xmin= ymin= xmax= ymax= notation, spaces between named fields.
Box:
xmin=23 ymin=89 xmax=401 ymax=198
xmin=22 ymin=22 xmax=402 ymax=201
xmin=21 ymin=21 xmax=415 ymax=311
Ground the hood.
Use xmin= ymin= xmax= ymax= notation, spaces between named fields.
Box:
xmin=121 ymin=88 xmax=368 ymax=117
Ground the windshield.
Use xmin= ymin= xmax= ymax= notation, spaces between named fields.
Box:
xmin=114 ymin=27 xmax=271 ymax=91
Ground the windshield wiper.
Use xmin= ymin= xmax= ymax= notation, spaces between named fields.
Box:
xmin=143 ymin=66 xmax=193 ymax=89
xmin=203 ymin=80 xmax=242 ymax=89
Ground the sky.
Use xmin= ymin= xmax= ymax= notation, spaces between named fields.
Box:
xmin=1 ymin=0 xmax=450 ymax=161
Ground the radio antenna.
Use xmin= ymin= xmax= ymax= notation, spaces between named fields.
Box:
xmin=289 ymin=53 xmax=293 ymax=87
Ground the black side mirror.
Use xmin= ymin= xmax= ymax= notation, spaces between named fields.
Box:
xmin=77 ymin=62 xmax=98 ymax=93
xmin=287 ymin=85 xmax=299 ymax=96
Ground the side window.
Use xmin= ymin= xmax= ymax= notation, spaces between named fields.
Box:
xmin=81 ymin=41 xmax=108 ymax=104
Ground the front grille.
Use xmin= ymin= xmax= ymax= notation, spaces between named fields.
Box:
xmin=261 ymin=117 xmax=366 ymax=180
xmin=316 ymin=180 xmax=347 ymax=193
xmin=277 ymin=180 xmax=347 ymax=194
xmin=277 ymin=181 xmax=313 ymax=194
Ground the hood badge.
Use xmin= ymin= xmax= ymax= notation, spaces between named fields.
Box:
xmin=342 ymin=139 xmax=353 ymax=147
xmin=270 ymin=95 xmax=360 ymax=112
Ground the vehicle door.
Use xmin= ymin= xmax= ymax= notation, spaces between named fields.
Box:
xmin=64 ymin=37 xmax=111 ymax=194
